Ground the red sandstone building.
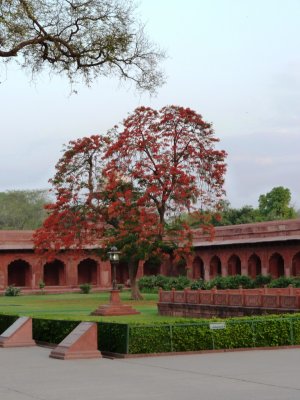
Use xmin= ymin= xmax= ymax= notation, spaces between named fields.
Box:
xmin=1 ymin=219 xmax=300 ymax=292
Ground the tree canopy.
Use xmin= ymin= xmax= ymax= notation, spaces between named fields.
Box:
xmin=258 ymin=186 xmax=297 ymax=221
xmin=34 ymin=106 xmax=227 ymax=298
xmin=202 ymin=186 xmax=298 ymax=227
xmin=0 ymin=0 xmax=164 ymax=92
xmin=0 ymin=189 xmax=50 ymax=229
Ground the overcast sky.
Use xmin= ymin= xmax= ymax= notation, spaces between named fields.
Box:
xmin=1 ymin=0 xmax=300 ymax=209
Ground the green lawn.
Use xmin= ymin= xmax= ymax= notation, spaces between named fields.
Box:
xmin=0 ymin=291 xmax=178 ymax=323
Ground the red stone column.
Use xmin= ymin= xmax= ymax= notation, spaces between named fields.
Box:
xmin=202 ymin=255 xmax=210 ymax=281
xmin=282 ymin=251 xmax=292 ymax=277
xmin=0 ymin=259 xmax=7 ymax=289
xmin=100 ymin=260 xmax=111 ymax=288
xmin=240 ymin=256 xmax=248 ymax=276
xmin=260 ymin=252 xmax=269 ymax=276
xmin=31 ymin=258 xmax=43 ymax=289
xmin=185 ymin=255 xmax=193 ymax=280
xmin=220 ymin=256 xmax=227 ymax=277
xmin=65 ymin=256 xmax=78 ymax=287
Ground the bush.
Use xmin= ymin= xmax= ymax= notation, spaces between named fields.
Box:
xmin=254 ymin=274 xmax=272 ymax=287
xmin=79 ymin=283 xmax=92 ymax=294
xmin=5 ymin=285 xmax=21 ymax=296
xmin=1 ymin=313 xmax=300 ymax=355
xmin=32 ymin=319 xmax=79 ymax=344
xmin=268 ymin=276 xmax=294 ymax=288
xmin=138 ymin=275 xmax=192 ymax=292
xmin=190 ymin=279 xmax=205 ymax=290
xmin=127 ymin=315 xmax=300 ymax=354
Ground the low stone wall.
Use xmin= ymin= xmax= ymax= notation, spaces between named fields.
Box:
xmin=158 ymin=287 xmax=300 ymax=318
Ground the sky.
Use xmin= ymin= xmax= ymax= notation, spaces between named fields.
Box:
xmin=1 ymin=0 xmax=300 ymax=209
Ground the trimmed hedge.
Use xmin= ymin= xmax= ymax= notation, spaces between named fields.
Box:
xmin=1 ymin=313 xmax=300 ymax=355
xmin=97 ymin=322 xmax=128 ymax=354
xmin=138 ymin=274 xmax=300 ymax=293
xmin=0 ymin=314 xmax=18 ymax=333
xmin=128 ymin=315 xmax=300 ymax=354
xmin=32 ymin=319 xmax=79 ymax=344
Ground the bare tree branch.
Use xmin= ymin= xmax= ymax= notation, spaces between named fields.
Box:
xmin=0 ymin=0 xmax=165 ymax=92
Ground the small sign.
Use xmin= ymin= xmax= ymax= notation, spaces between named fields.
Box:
xmin=209 ymin=322 xmax=226 ymax=330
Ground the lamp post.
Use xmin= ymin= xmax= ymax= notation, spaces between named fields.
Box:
xmin=108 ymin=246 xmax=120 ymax=290
xmin=91 ymin=246 xmax=139 ymax=316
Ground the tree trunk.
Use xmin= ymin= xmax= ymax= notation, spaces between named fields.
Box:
xmin=128 ymin=258 xmax=143 ymax=300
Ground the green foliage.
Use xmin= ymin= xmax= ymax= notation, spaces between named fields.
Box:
xmin=32 ymin=319 xmax=79 ymax=344
xmin=127 ymin=315 xmax=300 ymax=354
xmin=139 ymin=274 xmax=300 ymax=292
xmin=258 ymin=186 xmax=297 ymax=221
xmin=97 ymin=322 xmax=129 ymax=354
xmin=253 ymin=274 xmax=272 ymax=287
xmin=79 ymin=283 xmax=92 ymax=294
xmin=204 ymin=275 xmax=254 ymax=290
xmin=129 ymin=324 xmax=173 ymax=353
xmin=1 ymin=312 xmax=300 ymax=354
xmin=207 ymin=187 xmax=297 ymax=227
xmin=0 ymin=190 xmax=49 ymax=230
xmin=216 ymin=202 xmax=261 ymax=226
xmin=267 ymin=276 xmax=295 ymax=288
xmin=4 ymin=285 xmax=21 ymax=296
xmin=190 ymin=279 xmax=206 ymax=290
xmin=0 ymin=314 xmax=18 ymax=333
xmin=138 ymin=275 xmax=192 ymax=292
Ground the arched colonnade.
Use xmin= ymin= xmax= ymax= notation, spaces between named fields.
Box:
xmin=0 ymin=255 xmax=110 ymax=289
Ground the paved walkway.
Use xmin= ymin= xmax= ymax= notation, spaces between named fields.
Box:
xmin=0 ymin=347 xmax=300 ymax=400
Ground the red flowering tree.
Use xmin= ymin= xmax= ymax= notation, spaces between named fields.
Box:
xmin=34 ymin=105 xmax=227 ymax=299
xmin=34 ymin=135 xmax=110 ymax=251
xmin=33 ymin=134 xmax=161 ymax=299
xmin=106 ymin=105 xmax=227 ymax=240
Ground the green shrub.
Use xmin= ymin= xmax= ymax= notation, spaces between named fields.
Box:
xmin=190 ymin=279 xmax=205 ymax=290
xmin=0 ymin=314 xmax=18 ymax=333
xmin=79 ymin=283 xmax=92 ymax=294
xmin=32 ymin=319 xmax=79 ymax=344
xmin=1 ymin=313 xmax=300 ymax=355
xmin=167 ymin=275 xmax=191 ymax=290
xmin=254 ymin=274 xmax=272 ymax=287
xmin=268 ymin=276 xmax=294 ymax=288
xmin=127 ymin=315 xmax=300 ymax=354
xmin=98 ymin=322 xmax=129 ymax=354
xmin=292 ymin=278 xmax=300 ymax=288
xmin=4 ymin=285 xmax=21 ymax=296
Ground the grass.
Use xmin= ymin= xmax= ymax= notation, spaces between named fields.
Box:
xmin=0 ymin=291 xmax=180 ymax=323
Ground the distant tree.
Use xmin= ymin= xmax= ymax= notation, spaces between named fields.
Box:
xmin=0 ymin=0 xmax=164 ymax=92
xmin=0 ymin=190 xmax=49 ymax=229
xmin=216 ymin=203 xmax=261 ymax=226
xmin=207 ymin=187 xmax=297 ymax=227
xmin=258 ymin=186 xmax=297 ymax=221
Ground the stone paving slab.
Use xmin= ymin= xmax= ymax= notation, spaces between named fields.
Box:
xmin=0 ymin=347 xmax=300 ymax=400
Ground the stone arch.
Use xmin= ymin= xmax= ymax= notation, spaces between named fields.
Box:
xmin=193 ymin=256 xmax=204 ymax=279
xmin=144 ymin=257 xmax=161 ymax=276
xmin=268 ymin=253 xmax=284 ymax=279
xmin=173 ymin=257 xmax=187 ymax=277
xmin=116 ymin=260 xmax=129 ymax=284
xmin=210 ymin=256 xmax=222 ymax=279
xmin=248 ymin=254 xmax=262 ymax=279
xmin=8 ymin=259 xmax=31 ymax=287
xmin=227 ymin=254 xmax=241 ymax=276
xmin=43 ymin=259 xmax=66 ymax=286
xmin=292 ymin=252 xmax=300 ymax=276
xmin=77 ymin=258 xmax=98 ymax=285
